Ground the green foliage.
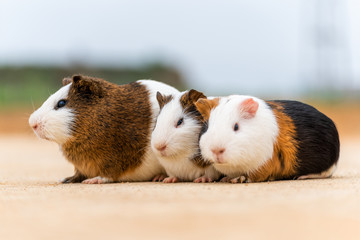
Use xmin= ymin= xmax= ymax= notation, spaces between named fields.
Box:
xmin=0 ymin=64 xmax=186 ymax=108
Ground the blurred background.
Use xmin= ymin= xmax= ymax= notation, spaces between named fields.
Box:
xmin=0 ymin=0 xmax=360 ymax=135
xmin=1 ymin=2 xmax=360 ymax=239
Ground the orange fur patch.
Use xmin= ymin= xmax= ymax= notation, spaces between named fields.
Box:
xmin=195 ymin=98 xmax=220 ymax=122
xmin=248 ymin=101 xmax=298 ymax=182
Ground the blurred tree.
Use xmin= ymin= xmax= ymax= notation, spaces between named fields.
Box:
xmin=0 ymin=63 xmax=187 ymax=107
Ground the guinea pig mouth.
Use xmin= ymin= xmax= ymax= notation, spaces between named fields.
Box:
xmin=158 ymin=150 xmax=176 ymax=158
xmin=213 ymin=156 xmax=227 ymax=164
xmin=155 ymin=148 xmax=184 ymax=159
xmin=152 ymin=147 xmax=169 ymax=157
xmin=34 ymin=129 xmax=49 ymax=141
xmin=31 ymin=124 xmax=51 ymax=141
xmin=158 ymin=151 xmax=168 ymax=157
xmin=213 ymin=162 xmax=231 ymax=166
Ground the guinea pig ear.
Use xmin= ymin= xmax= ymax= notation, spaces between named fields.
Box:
xmin=72 ymin=75 xmax=104 ymax=98
xmin=156 ymin=91 xmax=173 ymax=109
xmin=62 ymin=77 xmax=72 ymax=86
xmin=195 ymin=98 xmax=219 ymax=121
xmin=239 ymin=98 xmax=259 ymax=119
xmin=188 ymin=89 xmax=207 ymax=102
xmin=180 ymin=89 xmax=207 ymax=109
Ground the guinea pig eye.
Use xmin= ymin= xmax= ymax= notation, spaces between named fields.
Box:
xmin=234 ymin=123 xmax=239 ymax=132
xmin=176 ymin=118 xmax=184 ymax=127
xmin=56 ymin=99 xmax=67 ymax=109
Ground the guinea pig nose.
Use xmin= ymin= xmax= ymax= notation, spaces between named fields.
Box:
xmin=155 ymin=143 xmax=167 ymax=152
xmin=31 ymin=123 xmax=39 ymax=130
xmin=211 ymin=148 xmax=225 ymax=156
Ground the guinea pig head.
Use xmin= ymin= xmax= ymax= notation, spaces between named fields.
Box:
xmin=29 ymin=75 xmax=104 ymax=144
xmin=151 ymin=89 xmax=206 ymax=159
xmin=198 ymin=96 xmax=276 ymax=172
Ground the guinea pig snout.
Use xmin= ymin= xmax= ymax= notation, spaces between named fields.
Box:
xmin=211 ymin=147 xmax=225 ymax=155
xmin=29 ymin=117 xmax=45 ymax=135
xmin=211 ymin=147 xmax=226 ymax=163
xmin=154 ymin=142 xmax=167 ymax=152
xmin=30 ymin=117 xmax=40 ymax=130
xmin=31 ymin=123 xmax=39 ymax=131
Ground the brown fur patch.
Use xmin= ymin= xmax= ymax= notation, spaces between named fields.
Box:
xmin=248 ymin=101 xmax=298 ymax=182
xmin=195 ymin=98 xmax=220 ymax=122
xmin=156 ymin=92 xmax=173 ymax=109
xmin=72 ymin=75 xmax=104 ymax=98
xmin=61 ymin=75 xmax=152 ymax=181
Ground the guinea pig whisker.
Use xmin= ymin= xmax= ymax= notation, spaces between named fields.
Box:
xmin=30 ymin=97 xmax=36 ymax=112
xmin=135 ymin=144 xmax=150 ymax=155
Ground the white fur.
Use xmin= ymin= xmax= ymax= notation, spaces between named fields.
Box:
xmin=137 ymin=79 xmax=179 ymax=121
xmin=29 ymin=84 xmax=74 ymax=145
xmin=151 ymin=91 xmax=220 ymax=181
xmin=117 ymin=149 xmax=165 ymax=181
xmin=199 ymin=95 xmax=279 ymax=178
xmin=82 ymin=176 xmax=113 ymax=184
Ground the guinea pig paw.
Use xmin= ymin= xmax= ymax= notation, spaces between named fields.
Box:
xmin=163 ymin=177 xmax=179 ymax=183
xmin=59 ymin=177 xmax=73 ymax=184
xmin=230 ymin=176 xmax=247 ymax=184
xmin=193 ymin=176 xmax=213 ymax=183
xmin=59 ymin=173 xmax=86 ymax=184
xmin=220 ymin=177 xmax=232 ymax=183
xmin=152 ymin=174 xmax=167 ymax=182
xmin=82 ymin=176 xmax=112 ymax=184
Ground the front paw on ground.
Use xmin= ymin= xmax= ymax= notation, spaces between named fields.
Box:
xmin=193 ymin=176 xmax=213 ymax=183
xmin=220 ymin=177 xmax=232 ymax=183
xmin=59 ymin=174 xmax=86 ymax=184
xmin=163 ymin=177 xmax=179 ymax=183
xmin=152 ymin=174 xmax=167 ymax=182
xmin=230 ymin=176 xmax=248 ymax=184
xmin=82 ymin=176 xmax=111 ymax=184
xmin=59 ymin=177 xmax=75 ymax=184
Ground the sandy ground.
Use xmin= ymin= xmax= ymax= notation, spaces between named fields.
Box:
xmin=0 ymin=134 xmax=359 ymax=240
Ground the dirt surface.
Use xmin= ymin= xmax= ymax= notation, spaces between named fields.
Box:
xmin=0 ymin=134 xmax=359 ymax=240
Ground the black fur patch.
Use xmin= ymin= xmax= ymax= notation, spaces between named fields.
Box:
xmin=278 ymin=150 xmax=285 ymax=170
xmin=199 ymin=123 xmax=208 ymax=138
xmin=270 ymin=100 xmax=340 ymax=176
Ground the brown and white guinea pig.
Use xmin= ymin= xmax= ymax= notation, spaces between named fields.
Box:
xmin=150 ymin=90 xmax=221 ymax=183
xmin=29 ymin=75 xmax=179 ymax=184
xmin=195 ymin=95 xmax=340 ymax=183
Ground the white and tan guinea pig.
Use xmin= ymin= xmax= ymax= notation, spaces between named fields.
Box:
xmin=29 ymin=75 xmax=179 ymax=184
xmin=151 ymin=90 xmax=221 ymax=183
xmin=195 ymin=95 xmax=340 ymax=183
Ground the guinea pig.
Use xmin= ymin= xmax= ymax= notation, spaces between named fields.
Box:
xmin=151 ymin=90 xmax=221 ymax=183
xmin=29 ymin=75 xmax=179 ymax=184
xmin=195 ymin=95 xmax=340 ymax=183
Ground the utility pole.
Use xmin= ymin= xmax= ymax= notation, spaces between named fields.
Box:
xmin=300 ymin=0 xmax=352 ymax=94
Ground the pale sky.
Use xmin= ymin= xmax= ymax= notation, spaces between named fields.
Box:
xmin=1 ymin=0 xmax=359 ymax=96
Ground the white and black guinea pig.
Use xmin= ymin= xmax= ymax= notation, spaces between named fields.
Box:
xmin=151 ymin=90 xmax=221 ymax=183
xmin=195 ymin=95 xmax=340 ymax=183
xmin=29 ymin=75 xmax=179 ymax=184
